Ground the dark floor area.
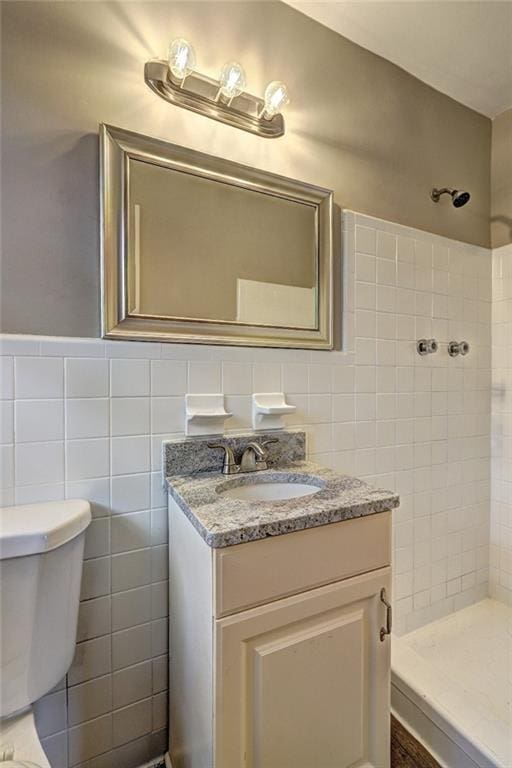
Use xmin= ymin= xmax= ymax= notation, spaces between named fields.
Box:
xmin=391 ymin=715 xmax=441 ymax=768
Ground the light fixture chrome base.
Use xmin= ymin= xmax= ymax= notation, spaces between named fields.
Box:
xmin=144 ymin=60 xmax=285 ymax=139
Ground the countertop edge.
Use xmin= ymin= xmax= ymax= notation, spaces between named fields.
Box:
xmin=167 ymin=463 xmax=399 ymax=549
xmin=202 ymin=497 xmax=399 ymax=547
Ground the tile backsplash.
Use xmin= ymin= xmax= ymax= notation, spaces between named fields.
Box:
xmin=0 ymin=210 xmax=492 ymax=767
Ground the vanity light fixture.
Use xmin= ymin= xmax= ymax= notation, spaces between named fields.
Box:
xmin=144 ymin=38 xmax=289 ymax=138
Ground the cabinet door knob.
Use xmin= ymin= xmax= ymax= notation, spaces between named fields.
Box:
xmin=379 ymin=588 xmax=392 ymax=642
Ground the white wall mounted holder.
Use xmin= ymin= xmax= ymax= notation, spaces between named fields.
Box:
xmin=185 ymin=394 xmax=232 ymax=437
xmin=252 ymin=393 xmax=296 ymax=431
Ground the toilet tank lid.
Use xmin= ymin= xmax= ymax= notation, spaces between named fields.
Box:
xmin=0 ymin=499 xmax=91 ymax=560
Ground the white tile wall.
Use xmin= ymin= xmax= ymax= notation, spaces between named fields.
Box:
xmin=491 ymin=242 xmax=512 ymax=605
xmin=0 ymin=211 xmax=492 ymax=766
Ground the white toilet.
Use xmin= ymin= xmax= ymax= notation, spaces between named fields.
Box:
xmin=0 ymin=500 xmax=91 ymax=767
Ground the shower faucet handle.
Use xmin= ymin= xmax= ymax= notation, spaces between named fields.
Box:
xmin=417 ymin=338 xmax=438 ymax=356
xmin=448 ymin=340 xmax=470 ymax=357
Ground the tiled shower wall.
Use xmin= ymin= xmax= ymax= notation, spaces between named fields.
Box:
xmin=491 ymin=242 xmax=512 ymax=605
xmin=0 ymin=211 xmax=491 ymax=767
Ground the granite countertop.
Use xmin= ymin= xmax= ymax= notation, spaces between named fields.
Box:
xmin=167 ymin=460 xmax=399 ymax=548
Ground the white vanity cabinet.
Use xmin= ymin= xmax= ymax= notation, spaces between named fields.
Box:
xmin=168 ymin=498 xmax=392 ymax=768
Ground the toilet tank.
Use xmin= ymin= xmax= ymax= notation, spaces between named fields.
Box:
xmin=0 ymin=500 xmax=91 ymax=717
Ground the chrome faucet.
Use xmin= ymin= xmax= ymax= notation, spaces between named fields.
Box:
xmin=240 ymin=441 xmax=269 ymax=472
xmin=208 ymin=439 xmax=278 ymax=475
xmin=207 ymin=443 xmax=239 ymax=475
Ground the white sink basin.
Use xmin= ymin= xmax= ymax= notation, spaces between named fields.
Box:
xmin=218 ymin=481 xmax=321 ymax=502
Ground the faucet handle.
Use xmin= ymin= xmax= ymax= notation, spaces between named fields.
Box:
xmin=240 ymin=441 xmax=267 ymax=472
xmin=207 ymin=443 xmax=239 ymax=475
xmin=251 ymin=438 xmax=279 ymax=470
xmin=262 ymin=437 xmax=278 ymax=456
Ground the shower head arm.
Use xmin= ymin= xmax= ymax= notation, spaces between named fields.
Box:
xmin=431 ymin=187 xmax=470 ymax=208
xmin=431 ymin=187 xmax=454 ymax=202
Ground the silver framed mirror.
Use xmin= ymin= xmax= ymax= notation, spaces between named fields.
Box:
xmin=100 ymin=124 xmax=336 ymax=348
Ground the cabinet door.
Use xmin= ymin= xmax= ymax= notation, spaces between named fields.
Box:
xmin=215 ymin=566 xmax=391 ymax=768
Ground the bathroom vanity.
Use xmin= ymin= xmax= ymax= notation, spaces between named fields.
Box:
xmin=165 ymin=432 xmax=398 ymax=768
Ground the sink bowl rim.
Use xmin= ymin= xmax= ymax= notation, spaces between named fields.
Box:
xmin=215 ymin=471 xmax=327 ymax=502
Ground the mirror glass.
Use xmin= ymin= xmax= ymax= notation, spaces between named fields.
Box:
xmin=128 ymin=159 xmax=318 ymax=329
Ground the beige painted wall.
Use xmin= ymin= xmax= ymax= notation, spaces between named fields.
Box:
xmin=491 ymin=108 xmax=512 ymax=248
xmin=1 ymin=0 xmax=491 ymax=337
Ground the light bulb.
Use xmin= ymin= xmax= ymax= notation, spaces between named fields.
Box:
xmin=262 ymin=80 xmax=290 ymax=118
xmin=168 ymin=38 xmax=196 ymax=81
xmin=218 ymin=61 xmax=246 ymax=100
